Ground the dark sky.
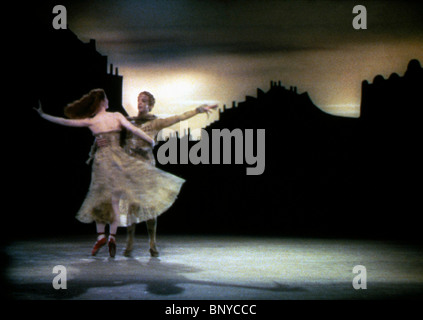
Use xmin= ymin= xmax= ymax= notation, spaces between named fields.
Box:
xmin=39 ymin=0 xmax=423 ymax=126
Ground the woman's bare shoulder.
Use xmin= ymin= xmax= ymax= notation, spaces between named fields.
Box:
xmin=109 ymin=112 xmax=126 ymax=120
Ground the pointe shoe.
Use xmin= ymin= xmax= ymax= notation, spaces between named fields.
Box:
xmin=108 ymin=236 xmax=116 ymax=258
xmin=91 ymin=236 xmax=107 ymax=256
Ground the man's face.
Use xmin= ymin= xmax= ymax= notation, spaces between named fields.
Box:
xmin=138 ymin=94 xmax=150 ymax=114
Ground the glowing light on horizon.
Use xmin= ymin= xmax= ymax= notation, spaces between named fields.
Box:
xmin=321 ymin=104 xmax=361 ymax=118
xmin=118 ymin=39 xmax=423 ymax=127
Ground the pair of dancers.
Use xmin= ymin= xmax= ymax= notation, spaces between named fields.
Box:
xmin=35 ymin=89 xmax=216 ymax=257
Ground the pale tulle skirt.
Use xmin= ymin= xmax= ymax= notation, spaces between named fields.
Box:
xmin=76 ymin=131 xmax=185 ymax=226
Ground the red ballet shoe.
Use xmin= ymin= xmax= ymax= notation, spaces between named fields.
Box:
xmin=91 ymin=235 xmax=107 ymax=256
xmin=108 ymin=235 xmax=116 ymax=258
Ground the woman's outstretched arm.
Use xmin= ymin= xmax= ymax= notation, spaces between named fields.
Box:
xmin=116 ymin=113 xmax=155 ymax=146
xmin=34 ymin=102 xmax=92 ymax=127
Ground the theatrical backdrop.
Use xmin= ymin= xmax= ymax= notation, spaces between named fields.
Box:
xmin=11 ymin=1 xmax=423 ymax=243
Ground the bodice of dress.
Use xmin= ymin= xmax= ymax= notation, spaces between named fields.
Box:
xmin=94 ymin=130 xmax=121 ymax=148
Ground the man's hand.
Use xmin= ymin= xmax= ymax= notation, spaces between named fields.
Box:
xmin=197 ymin=104 xmax=218 ymax=117
xmin=96 ymin=137 xmax=109 ymax=147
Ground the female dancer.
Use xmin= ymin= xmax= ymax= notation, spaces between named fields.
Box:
xmin=35 ymin=89 xmax=185 ymax=257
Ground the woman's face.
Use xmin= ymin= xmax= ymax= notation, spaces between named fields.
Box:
xmin=138 ymin=94 xmax=150 ymax=114
xmin=101 ymin=97 xmax=109 ymax=110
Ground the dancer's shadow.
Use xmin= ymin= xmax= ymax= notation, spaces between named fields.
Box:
xmin=10 ymin=255 xmax=306 ymax=299
xmin=10 ymin=256 xmax=195 ymax=299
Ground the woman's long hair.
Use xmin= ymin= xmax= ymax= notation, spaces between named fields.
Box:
xmin=64 ymin=89 xmax=106 ymax=119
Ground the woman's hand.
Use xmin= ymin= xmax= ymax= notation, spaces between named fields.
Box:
xmin=196 ymin=104 xmax=218 ymax=118
xmin=33 ymin=100 xmax=44 ymax=117
xmin=32 ymin=101 xmax=93 ymax=127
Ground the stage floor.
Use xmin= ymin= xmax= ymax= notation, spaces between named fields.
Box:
xmin=3 ymin=235 xmax=423 ymax=300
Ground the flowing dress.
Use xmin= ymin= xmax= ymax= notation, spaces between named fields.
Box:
xmin=76 ymin=130 xmax=185 ymax=226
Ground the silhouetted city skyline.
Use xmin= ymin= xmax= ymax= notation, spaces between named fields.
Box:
xmin=20 ymin=23 xmax=423 ymax=242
